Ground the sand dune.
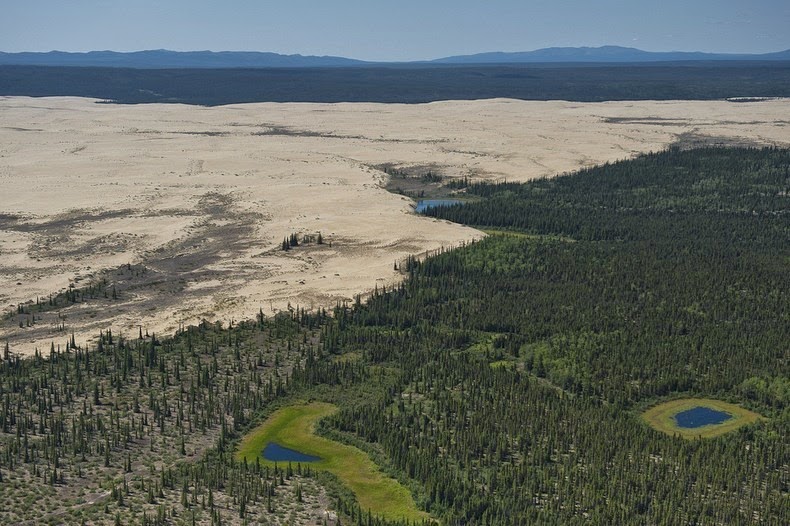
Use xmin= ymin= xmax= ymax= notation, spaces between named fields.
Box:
xmin=1 ymin=96 xmax=788 ymax=355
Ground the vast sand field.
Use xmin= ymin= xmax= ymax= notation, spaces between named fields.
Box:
xmin=1 ymin=96 xmax=788 ymax=355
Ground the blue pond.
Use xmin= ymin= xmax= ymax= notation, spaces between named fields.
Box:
xmin=262 ymin=442 xmax=320 ymax=463
xmin=674 ymin=407 xmax=733 ymax=429
xmin=415 ymin=199 xmax=463 ymax=213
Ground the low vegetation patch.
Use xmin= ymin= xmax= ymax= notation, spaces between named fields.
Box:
xmin=642 ymin=398 xmax=763 ymax=439
xmin=237 ymin=402 xmax=430 ymax=523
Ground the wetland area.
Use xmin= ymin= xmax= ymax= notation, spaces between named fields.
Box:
xmin=642 ymin=398 xmax=763 ymax=439
xmin=237 ymin=402 xmax=429 ymax=523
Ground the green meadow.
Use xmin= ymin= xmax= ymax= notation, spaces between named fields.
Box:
xmin=642 ymin=398 xmax=763 ymax=439
xmin=236 ymin=401 xmax=431 ymax=523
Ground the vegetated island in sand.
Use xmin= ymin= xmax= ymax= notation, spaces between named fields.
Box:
xmin=1 ymin=96 xmax=789 ymax=356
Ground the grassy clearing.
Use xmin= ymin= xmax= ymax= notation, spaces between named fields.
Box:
xmin=489 ymin=359 xmax=517 ymax=369
xmin=642 ymin=398 xmax=763 ymax=439
xmin=331 ymin=351 xmax=362 ymax=363
xmin=481 ymin=228 xmax=575 ymax=242
xmin=237 ymin=401 xmax=431 ymax=523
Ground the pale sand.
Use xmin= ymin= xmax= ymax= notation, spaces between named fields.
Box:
xmin=1 ymin=96 xmax=788 ymax=355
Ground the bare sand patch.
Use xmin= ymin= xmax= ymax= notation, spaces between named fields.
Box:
xmin=1 ymin=96 xmax=788 ymax=355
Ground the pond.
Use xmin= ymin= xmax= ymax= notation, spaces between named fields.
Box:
xmin=262 ymin=442 xmax=320 ymax=463
xmin=415 ymin=199 xmax=463 ymax=213
xmin=673 ymin=406 xmax=733 ymax=429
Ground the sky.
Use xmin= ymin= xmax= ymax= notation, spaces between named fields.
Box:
xmin=2 ymin=0 xmax=788 ymax=61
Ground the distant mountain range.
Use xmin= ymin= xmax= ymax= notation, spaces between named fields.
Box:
xmin=433 ymin=46 xmax=790 ymax=64
xmin=1 ymin=46 xmax=789 ymax=68
xmin=0 ymin=49 xmax=366 ymax=68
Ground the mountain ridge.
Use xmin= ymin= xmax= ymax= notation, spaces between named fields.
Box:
xmin=0 ymin=49 xmax=367 ymax=68
xmin=433 ymin=45 xmax=790 ymax=64
xmin=1 ymin=46 xmax=789 ymax=68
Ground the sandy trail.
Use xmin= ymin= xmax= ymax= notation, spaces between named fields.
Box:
xmin=1 ymin=96 xmax=788 ymax=356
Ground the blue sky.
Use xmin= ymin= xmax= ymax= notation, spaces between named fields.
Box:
xmin=2 ymin=1 xmax=788 ymax=60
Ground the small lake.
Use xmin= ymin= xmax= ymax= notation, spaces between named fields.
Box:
xmin=673 ymin=407 xmax=733 ymax=429
xmin=415 ymin=199 xmax=463 ymax=213
xmin=262 ymin=442 xmax=320 ymax=463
